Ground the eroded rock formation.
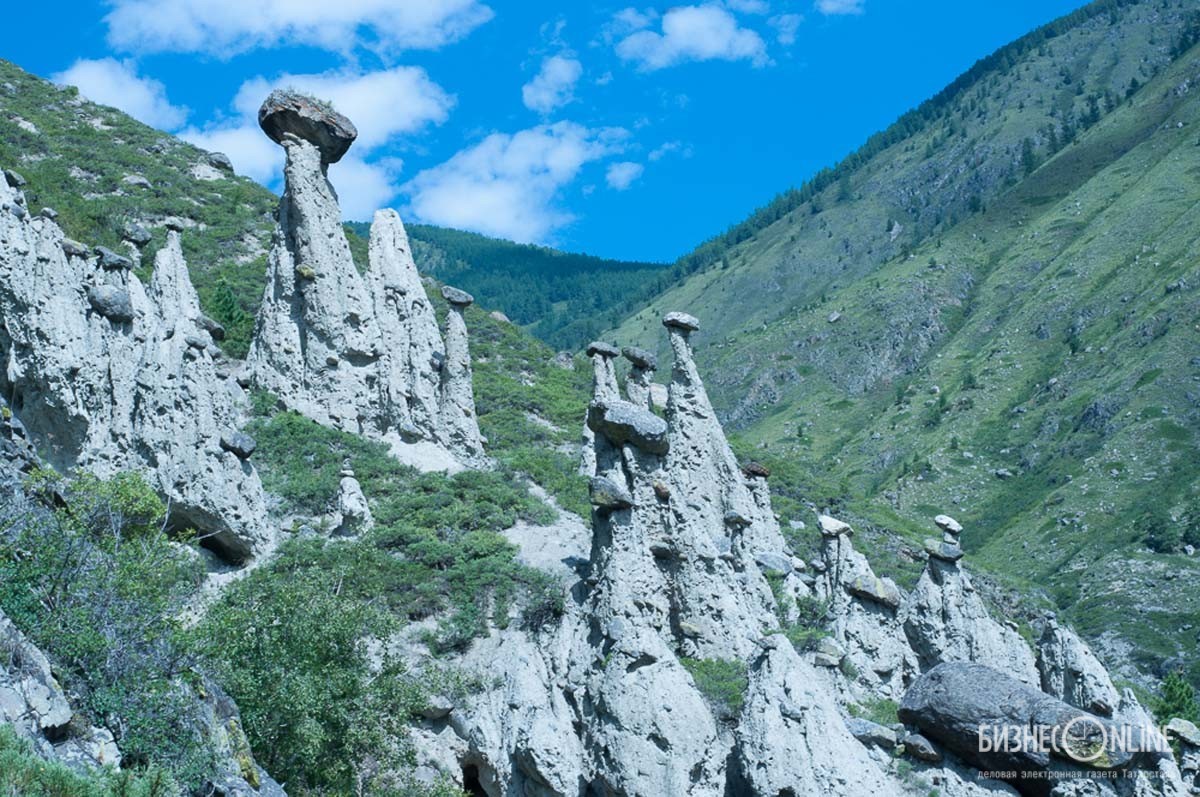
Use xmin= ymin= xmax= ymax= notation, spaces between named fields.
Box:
xmin=401 ymin=311 xmax=1188 ymax=797
xmin=0 ymin=176 xmax=271 ymax=563
xmin=246 ymin=90 xmax=486 ymax=469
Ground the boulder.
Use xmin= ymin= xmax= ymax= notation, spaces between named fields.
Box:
xmin=208 ymin=152 xmax=235 ymax=172
xmin=589 ymin=475 xmax=634 ymax=510
xmin=3 ymin=169 xmax=26 ymax=187
xmin=587 ymin=400 xmax=669 ymax=455
xmin=586 ymin=341 xmax=620 ymax=358
xmin=662 ymin=311 xmax=700 ymax=331
xmin=61 ymin=238 xmax=88 ymax=258
xmin=934 ymin=514 xmax=963 ymax=535
xmin=197 ymin=314 xmax=226 ymax=342
xmin=621 ymin=345 xmax=657 ymax=370
xmin=122 ymin=221 xmax=152 ymax=246
xmin=40 ymin=207 xmax=58 ymax=220
xmin=924 ymin=538 xmax=964 ymax=562
xmin=94 ymin=245 xmax=132 ymax=270
xmin=86 ymin=285 xmax=135 ymax=322
xmin=902 ymin=732 xmax=942 ymax=762
xmin=846 ymin=717 xmax=898 ymax=749
xmin=258 ymin=89 xmax=357 ymax=163
xmin=741 ymin=460 xmax=771 ymax=479
xmin=754 ymin=551 xmax=793 ymax=575
xmin=846 ymin=574 xmax=902 ymax=609
xmin=818 ymin=514 xmax=852 ymax=537
xmin=900 ymin=662 xmax=1158 ymax=795
xmin=440 ymin=285 xmax=474 ymax=306
xmin=219 ymin=433 xmax=257 ymax=460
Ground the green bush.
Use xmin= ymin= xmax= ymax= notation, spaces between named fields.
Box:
xmin=0 ymin=469 xmax=211 ymax=785
xmin=1152 ymin=670 xmax=1198 ymax=725
xmin=680 ymin=658 xmax=749 ymax=720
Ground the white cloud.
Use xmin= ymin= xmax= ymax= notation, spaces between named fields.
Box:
xmin=522 ymin=55 xmax=583 ymax=114
xmin=52 ymin=58 xmax=187 ymax=129
xmin=180 ymin=67 xmax=453 ymax=219
xmin=328 ymin=156 xmax=405 ymax=220
xmin=648 ymin=140 xmax=692 ymax=161
xmin=816 ymin=0 xmax=864 ymax=15
xmin=103 ymin=0 xmax=494 ymax=56
xmin=769 ymin=13 xmax=803 ymax=44
xmin=403 ymin=122 xmax=628 ymax=243
xmin=601 ymin=7 xmax=657 ymax=44
xmin=725 ymin=0 xmax=770 ymax=13
xmin=605 ymin=161 xmax=644 ymax=190
xmin=615 ymin=5 xmax=769 ymax=71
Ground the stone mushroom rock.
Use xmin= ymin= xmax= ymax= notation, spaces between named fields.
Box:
xmin=731 ymin=637 xmax=897 ymax=795
xmin=900 ymin=540 xmax=1039 ymax=686
xmin=580 ymin=341 xmax=623 ymax=474
xmin=441 ymin=285 xmax=474 ymax=306
xmin=334 ymin=462 xmax=373 ymax=536
xmin=258 ymin=89 xmax=357 ymax=164
xmin=935 ymin=513 xmax=964 ymax=535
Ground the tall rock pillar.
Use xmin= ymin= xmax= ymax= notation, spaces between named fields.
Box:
xmin=579 ymin=341 xmax=620 ymax=476
xmin=439 ymin=286 xmax=486 ymax=466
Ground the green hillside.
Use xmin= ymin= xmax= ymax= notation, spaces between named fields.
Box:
xmin=614 ymin=0 xmax=1200 ymax=685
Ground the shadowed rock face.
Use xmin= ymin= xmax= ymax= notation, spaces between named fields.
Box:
xmin=258 ymin=90 xmax=357 ymax=164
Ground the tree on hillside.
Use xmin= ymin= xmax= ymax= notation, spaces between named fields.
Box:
xmin=1153 ymin=670 xmax=1198 ymax=725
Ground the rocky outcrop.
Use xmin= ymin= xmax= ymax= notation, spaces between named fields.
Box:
xmin=901 ymin=516 xmax=1039 ymax=686
xmin=0 ymin=606 xmax=121 ymax=773
xmin=333 ymin=460 xmax=373 ymax=537
xmin=383 ymin=306 xmax=1189 ymax=797
xmin=245 ymin=94 xmax=485 ymax=470
xmin=0 ymin=175 xmax=271 ymax=563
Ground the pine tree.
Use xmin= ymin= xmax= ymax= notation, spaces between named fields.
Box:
xmin=1152 ymin=670 xmax=1198 ymax=725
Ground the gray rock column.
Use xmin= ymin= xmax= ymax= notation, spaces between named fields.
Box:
xmin=439 ymin=286 xmax=486 ymax=465
xmin=367 ymin=208 xmax=443 ymax=440
xmin=579 ymin=341 xmax=620 ymax=476
xmin=246 ymin=119 xmax=380 ymax=434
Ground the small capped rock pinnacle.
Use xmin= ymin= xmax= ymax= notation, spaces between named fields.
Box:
xmin=258 ymin=89 xmax=357 ymax=164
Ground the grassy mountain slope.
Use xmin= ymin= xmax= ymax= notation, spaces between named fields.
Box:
xmin=614 ymin=0 xmax=1200 ymax=685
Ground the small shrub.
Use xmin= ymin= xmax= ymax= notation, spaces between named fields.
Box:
xmin=681 ymin=658 xmax=749 ymax=720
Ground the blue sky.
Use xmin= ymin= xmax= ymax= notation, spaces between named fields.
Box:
xmin=7 ymin=0 xmax=1088 ymax=262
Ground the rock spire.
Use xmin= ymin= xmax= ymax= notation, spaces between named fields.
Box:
xmin=245 ymin=92 xmax=486 ymax=469
xmin=0 ymin=175 xmax=271 ymax=563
